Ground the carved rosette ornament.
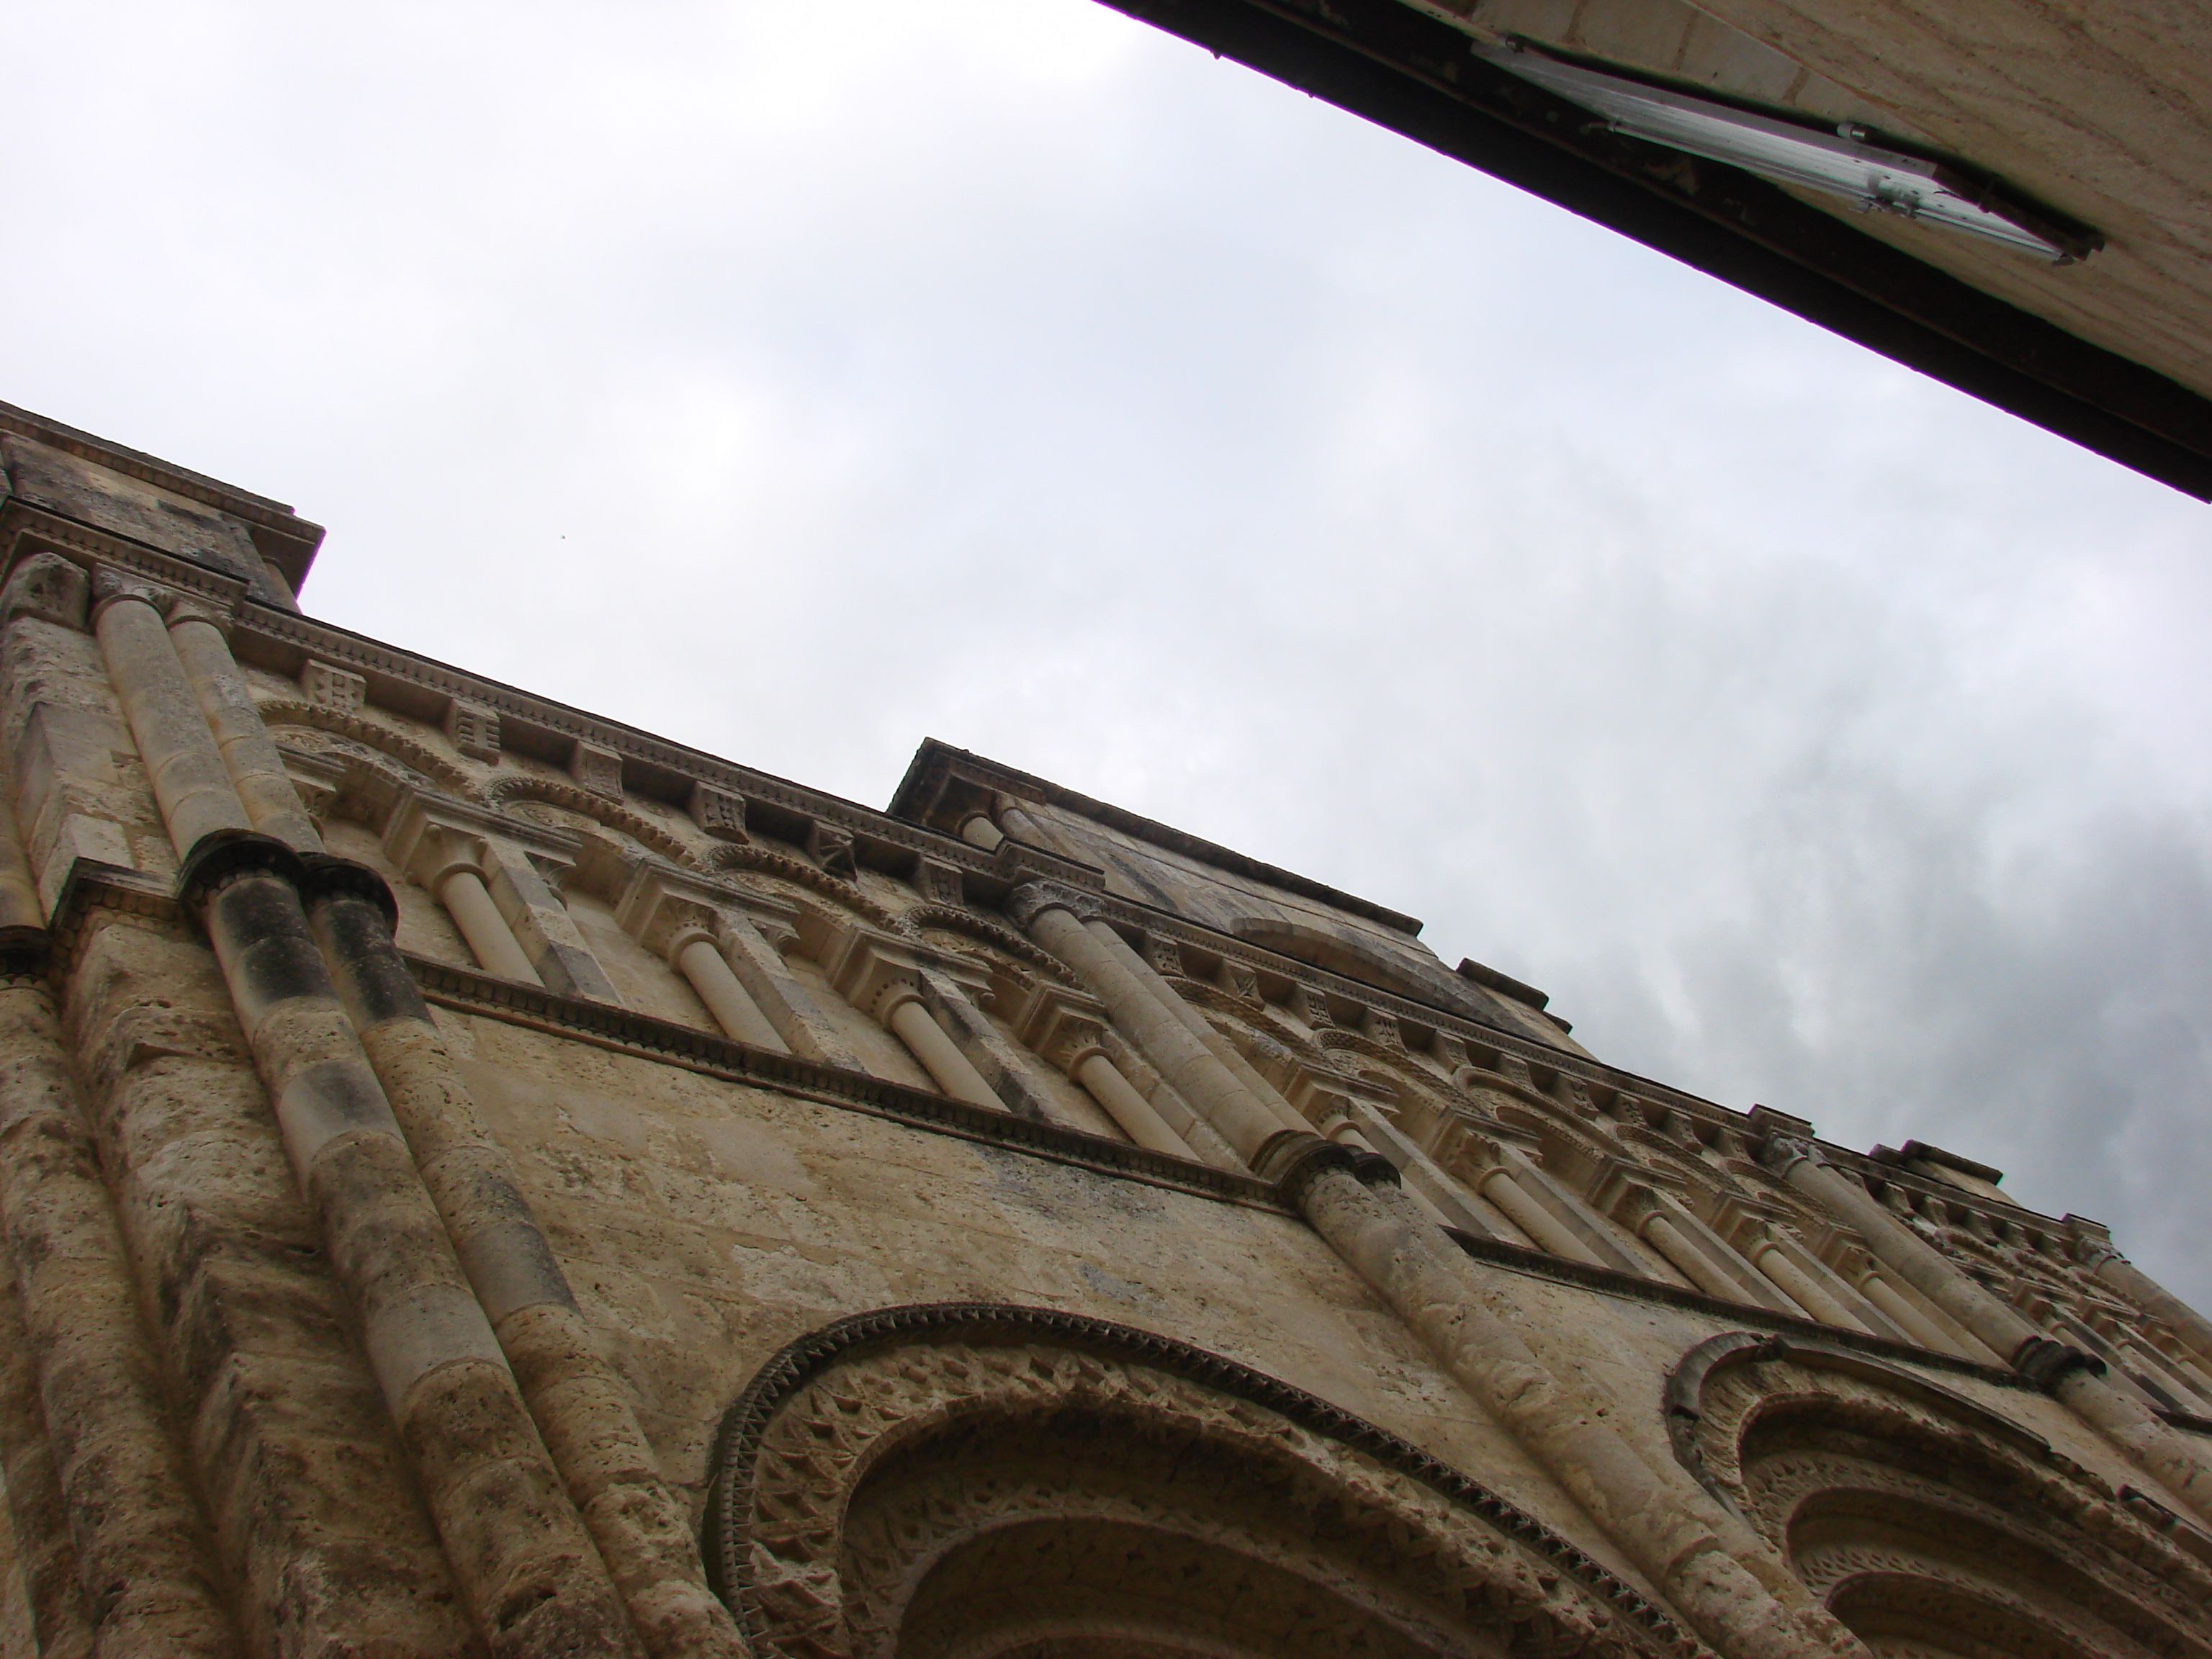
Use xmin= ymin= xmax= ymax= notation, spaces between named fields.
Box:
xmin=1666 ymin=1334 xmax=2212 ymax=1656
xmin=706 ymin=1304 xmax=1704 ymax=1659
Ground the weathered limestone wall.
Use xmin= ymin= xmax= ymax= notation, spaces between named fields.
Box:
xmin=0 ymin=412 xmax=2203 ymax=1658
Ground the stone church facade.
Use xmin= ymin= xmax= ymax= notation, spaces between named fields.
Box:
xmin=0 ymin=399 xmax=2206 ymax=1659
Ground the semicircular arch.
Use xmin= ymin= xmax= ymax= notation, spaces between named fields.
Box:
xmin=708 ymin=1303 xmax=1701 ymax=1659
xmin=1668 ymin=1334 xmax=2212 ymax=1658
xmin=258 ymin=698 xmax=481 ymax=800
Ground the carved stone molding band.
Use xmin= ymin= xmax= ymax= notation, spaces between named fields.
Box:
xmin=705 ymin=1302 xmax=1704 ymax=1659
xmin=1665 ymin=1332 xmax=2212 ymax=1656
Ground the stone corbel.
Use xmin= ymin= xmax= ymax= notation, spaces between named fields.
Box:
xmin=445 ymin=700 xmax=500 ymax=764
xmin=1287 ymin=984 xmax=1334 ymax=1030
xmin=1140 ymin=932 xmax=1184 ymax=979
xmin=1214 ymin=958 xmax=1262 ymax=1006
xmin=806 ymin=821 xmax=857 ymax=880
xmin=299 ymin=658 xmax=366 ymax=714
xmin=1359 ymin=1007 xmax=1403 ymax=1050
xmin=911 ymin=857 xmax=963 ymax=907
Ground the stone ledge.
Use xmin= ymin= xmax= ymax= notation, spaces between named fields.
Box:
xmin=403 ymin=953 xmax=1290 ymax=1213
xmin=1444 ymin=1225 xmax=2030 ymax=1388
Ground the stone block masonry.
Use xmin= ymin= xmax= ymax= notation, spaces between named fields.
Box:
xmin=0 ymin=403 xmax=2200 ymax=1658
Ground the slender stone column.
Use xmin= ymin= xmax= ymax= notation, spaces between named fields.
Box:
xmin=1766 ymin=1138 xmax=2212 ymax=1522
xmin=95 ymin=588 xmax=638 ymax=1657
xmin=2077 ymin=1237 xmax=2212 ymax=1375
xmin=1640 ymin=1213 xmax=1750 ymax=1300
xmin=672 ymin=932 xmax=786 ymax=1051
xmin=436 ymin=863 xmax=541 ymax=984
xmin=1087 ymin=922 xmax=1310 ymax=1137
xmin=1015 ymin=884 xmax=1861 ymax=1659
xmin=1299 ymin=1166 xmax=1862 ymax=1659
xmin=192 ymin=846 xmax=639 ymax=1659
xmin=1476 ymin=1167 xmax=1605 ymax=1266
xmin=91 ymin=585 xmax=253 ymax=855
xmin=1344 ymin=1104 xmax=1529 ymax=1244
xmin=1071 ymin=1050 xmax=1190 ymax=1156
xmin=1012 ymin=889 xmax=1284 ymax=1162
xmin=1746 ymin=1241 xmax=1873 ymax=1332
xmin=994 ymin=800 xmax=1052 ymax=848
xmin=307 ymin=875 xmax=747 ymax=1659
xmin=165 ymin=606 xmax=322 ymax=855
xmin=0 ymin=1272 xmax=91 ymax=1659
xmin=882 ymin=992 xmax=1004 ymax=1109
xmin=0 ymin=955 xmax=238 ymax=1659
xmin=1853 ymin=1269 xmax=1983 ymax=1359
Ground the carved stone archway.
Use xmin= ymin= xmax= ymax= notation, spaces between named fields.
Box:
xmin=707 ymin=1305 xmax=1704 ymax=1659
xmin=1668 ymin=1334 xmax=2212 ymax=1658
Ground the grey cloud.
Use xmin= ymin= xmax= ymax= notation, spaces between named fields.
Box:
xmin=7 ymin=1 xmax=2209 ymax=1300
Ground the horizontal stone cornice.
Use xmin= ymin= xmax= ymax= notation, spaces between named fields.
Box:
xmin=226 ymin=608 xmax=2096 ymax=1251
xmin=2 ymin=502 xmax=254 ymax=614
xmin=404 ymin=950 xmax=1284 ymax=1213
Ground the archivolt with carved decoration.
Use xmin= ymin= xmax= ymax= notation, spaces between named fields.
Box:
xmin=902 ymin=904 xmax=1075 ymax=984
xmin=707 ymin=1303 xmax=1705 ymax=1659
xmin=257 ymin=698 xmax=481 ymax=799
xmin=482 ymin=773 xmax=698 ymax=865
xmin=1668 ymin=1333 xmax=2212 ymax=1657
xmin=703 ymin=841 xmax=912 ymax=935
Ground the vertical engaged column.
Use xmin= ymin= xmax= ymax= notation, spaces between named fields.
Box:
xmin=165 ymin=606 xmax=322 ymax=855
xmin=156 ymin=616 xmax=739 ymax=1659
xmin=307 ymin=873 xmax=748 ymax=1659
xmin=0 ymin=948 xmax=239 ymax=1659
xmin=1069 ymin=1049 xmax=1191 ymax=1156
xmin=1743 ymin=1239 xmax=1874 ymax=1332
xmin=0 ymin=760 xmax=235 ymax=1659
xmin=1764 ymin=1137 xmax=2212 ymax=1524
xmin=1010 ymin=889 xmax=1288 ymax=1164
xmin=94 ymin=580 xmax=640 ymax=1659
xmin=0 ymin=1258 xmax=91 ymax=1659
xmin=670 ymin=930 xmax=787 ymax=1051
xmin=1010 ymin=884 xmax=1863 ymax=1659
xmin=1087 ymin=922 xmax=1311 ymax=1138
xmin=1474 ymin=1166 xmax=1606 ymax=1265
xmin=433 ymin=860 xmax=542 ymax=984
xmin=878 ymin=988 xmax=1004 ymax=1110
xmin=2075 ymin=1235 xmax=2212 ymax=1375
xmin=1850 ymin=1267 xmax=1989 ymax=1359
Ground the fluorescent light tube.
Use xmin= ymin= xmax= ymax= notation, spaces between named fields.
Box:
xmin=1483 ymin=45 xmax=2096 ymax=263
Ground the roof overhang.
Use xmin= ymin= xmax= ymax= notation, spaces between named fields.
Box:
xmin=1097 ymin=0 xmax=2212 ymax=500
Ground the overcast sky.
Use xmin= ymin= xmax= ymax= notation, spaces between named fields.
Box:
xmin=12 ymin=1 xmax=2211 ymax=1303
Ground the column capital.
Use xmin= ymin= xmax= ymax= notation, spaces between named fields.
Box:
xmin=1757 ymin=1133 xmax=1823 ymax=1178
xmin=1005 ymin=881 xmax=1103 ymax=929
xmin=2012 ymin=1334 xmax=2106 ymax=1390
xmin=297 ymin=854 xmax=400 ymax=932
xmin=88 ymin=567 xmax=169 ymax=622
xmin=1253 ymin=1128 xmax=1398 ymax=1205
xmin=162 ymin=593 xmax=233 ymax=631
